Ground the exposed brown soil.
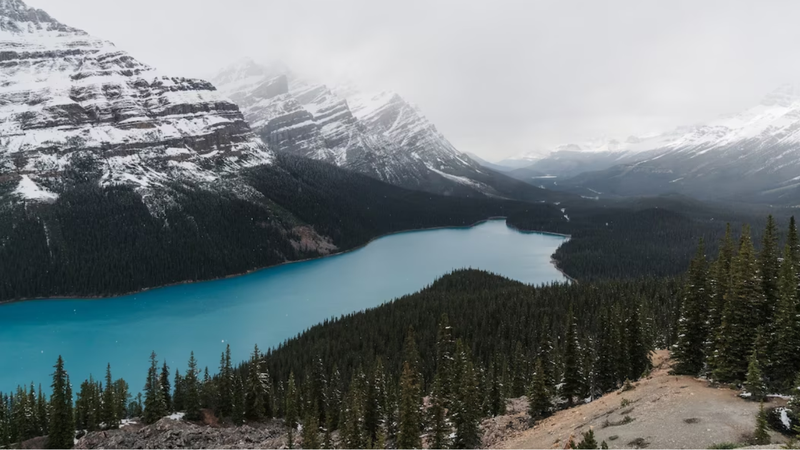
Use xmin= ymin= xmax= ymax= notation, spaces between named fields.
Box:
xmin=490 ymin=350 xmax=788 ymax=449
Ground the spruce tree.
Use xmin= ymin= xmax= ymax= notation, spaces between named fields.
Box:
xmin=101 ymin=364 xmax=119 ymax=429
xmin=428 ymin=375 xmax=449 ymax=449
xmin=173 ymin=369 xmax=185 ymax=413
xmin=627 ymin=303 xmax=652 ymax=380
xmin=47 ymin=356 xmax=74 ymax=449
xmin=594 ymin=309 xmax=617 ymax=393
xmin=714 ymin=226 xmax=764 ymax=382
xmin=707 ymin=224 xmax=735 ymax=375
xmin=398 ymin=329 xmax=422 ymax=449
xmin=143 ymin=351 xmax=167 ymax=424
xmin=218 ymin=344 xmax=233 ymax=417
xmin=286 ymin=373 xmax=298 ymax=449
xmin=184 ymin=352 xmax=202 ymax=421
xmin=528 ymin=357 xmax=552 ymax=423
xmin=672 ymin=240 xmax=710 ymax=376
xmin=761 ymin=215 xmax=780 ymax=324
xmin=753 ymin=402 xmax=771 ymax=445
xmin=452 ymin=342 xmax=481 ymax=449
xmin=160 ymin=361 xmax=172 ymax=413
xmin=302 ymin=402 xmax=321 ymax=449
xmin=562 ymin=306 xmax=585 ymax=405
xmin=744 ymin=330 xmax=767 ymax=402
xmin=36 ymin=384 xmax=48 ymax=435
xmin=231 ymin=373 xmax=246 ymax=426
xmin=771 ymin=245 xmax=800 ymax=389
xmin=245 ymin=345 xmax=266 ymax=421
xmin=113 ymin=379 xmax=130 ymax=421
xmin=342 ymin=370 xmax=367 ymax=449
xmin=434 ymin=314 xmax=455 ymax=406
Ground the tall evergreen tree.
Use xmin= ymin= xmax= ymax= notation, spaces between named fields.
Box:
xmin=184 ymin=352 xmax=202 ymax=421
xmin=398 ymin=329 xmax=422 ymax=449
xmin=302 ymin=402 xmax=321 ymax=450
xmin=561 ymin=306 xmax=585 ymax=405
xmin=36 ymin=384 xmax=49 ymax=436
xmin=428 ymin=374 xmax=449 ymax=450
xmin=761 ymin=216 xmax=780 ymax=323
xmin=627 ymin=303 xmax=652 ymax=380
xmin=714 ymin=226 xmax=764 ymax=382
xmin=451 ymin=342 xmax=481 ymax=449
xmin=47 ymin=356 xmax=74 ymax=449
xmin=286 ymin=373 xmax=298 ymax=449
xmin=173 ymin=369 xmax=185 ymax=413
xmin=245 ymin=345 xmax=266 ymax=421
xmin=770 ymin=245 xmax=800 ymax=389
xmin=218 ymin=344 xmax=234 ymax=417
xmin=101 ymin=364 xmax=119 ymax=429
xmin=594 ymin=309 xmax=617 ymax=393
xmin=143 ymin=351 xmax=167 ymax=424
xmin=160 ymin=361 xmax=172 ymax=413
xmin=528 ymin=357 xmax=552 ymax=423
xmin=707 ymin=224 xmax=735 ymax=375
xmin=231 ymin=373 xmax=246 ymax=425
xmin=672 ymin=240 xmax=710 ymax=375
xmin=342 ymin=369 xmax=367 ymax=449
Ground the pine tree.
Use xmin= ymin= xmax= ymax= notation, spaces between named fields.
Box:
xmin=245 ymin=345 xmax=266 ymax=421
xmin=714 ymin=226 xmax=764 ymax=382
xmin=707 ymin=224 xmax=735 ymax=375
xmin=452 ymin=340 xmax=481 ymax=449
xmin=101 ymin=364 xmax=119 ymax=429
xmin=36 ymin=384 xmax=49 ymax=435
xmin=218 ymin=344 xmax=233 ymax=417
xmin=173 ymin=369 xmax=185 ymax=413
xmin=398 ymin=330 xmax=422 ymax=449
xmin=512 ymin=341 xmax=528 ymax=397
xmin=326 ymin=366 xmax=343 ymax=431
xmin=302 ymin=402 xmax=321 ymax=449
xmin=594 ymin=309 xmax=617 ymax=393
xmin=528 ymin=357 xmax=552 ymax=423
xmin=627 ymin=303 xmax=652 ymax=380
xmin=428 ymin=374 xmax=449 ymax=449
xmin=577 ymin=429 xmax=599 ymax=449
xmin=562 ymin=306 xmax=585 ymax=405
xmin=231 ymin=373 xmax=246 ymax=425
xmin=770 ymin=245 xmax=800 ymax=390
xmin=761 ymin=215 xmax=780 ymax=324
xmin=47 ymin=356 xmax=74 ymax=449
xmin=160 ymin=361 xmax=172 ymax=413
xmin=365 ymin=358 xmax=388 ymax=444
xmin=672 ymin=240 xmax=710 ymax=375
xmin=184 ymin=352 xmax=202 ymax=421
xmin=342 ymin=368 xmax=367 ymax=449
xmin=753 ymin=402 xmax=771 ymax=445
xmin=201 ymin=367 xmax=217 ymax=413
xmin=434 ymin=314 xmax=455 ymax=406
xmin=744 ymin=331 xmax=767 ymax=402
xmin=143 ymin=351 xmax=167 ymax=424
xmin=286 ymin=373 xmax=298 ymax=449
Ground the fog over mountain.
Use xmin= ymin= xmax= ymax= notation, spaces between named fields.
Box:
xmin=25 ymin=0 xmax=800 ymax=160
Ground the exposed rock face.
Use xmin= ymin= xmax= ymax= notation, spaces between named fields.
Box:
xmin=0 ymin=0 xmax=271 ymax=204
xmin=212 ymin=59 xmax=496 ymax=196
xmin=75 ymin=418 xmax=288 ymax=449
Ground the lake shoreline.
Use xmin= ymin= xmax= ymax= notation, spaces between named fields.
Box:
xmin=0 ymin=217 xmax=573 ymax=306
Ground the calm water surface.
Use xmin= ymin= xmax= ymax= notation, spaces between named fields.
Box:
xmin=0 ymin=219 xmax=567 ymax=392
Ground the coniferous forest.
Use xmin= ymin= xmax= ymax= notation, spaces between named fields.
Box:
xmin=3 ymin=215 xmax=799 ymax=448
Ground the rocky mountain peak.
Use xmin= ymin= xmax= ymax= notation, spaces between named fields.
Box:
xmin=0 ymin=2 xmax=270 ymax=208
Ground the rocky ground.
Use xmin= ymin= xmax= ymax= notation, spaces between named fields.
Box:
xmin=490 ymin=350 xmax=788 ymax=449
xmin=74 ymin=414 xmax=287 ymax=449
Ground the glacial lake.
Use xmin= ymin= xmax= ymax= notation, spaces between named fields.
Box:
xmin=0 ymin=219 xmax=567 ymax=393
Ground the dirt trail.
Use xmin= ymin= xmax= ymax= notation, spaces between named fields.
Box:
xmin=491 ymin=350 xmax=787 ymax=449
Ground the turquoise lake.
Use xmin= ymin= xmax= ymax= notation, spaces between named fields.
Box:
xmin=0 ymin=219 xmax=567 ymax=393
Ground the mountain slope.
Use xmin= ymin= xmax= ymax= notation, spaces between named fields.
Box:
xmin=0 ymin=0 xmax=272 ymax=213
xmin=0 ymin=1 xmax=543 ymax=302
xmin=541 ymin=85 xmax=800 ymax=204
xmin=212 ymin=59 xmax=569 ymax=202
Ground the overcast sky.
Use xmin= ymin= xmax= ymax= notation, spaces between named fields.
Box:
xmin=28 ymin=0 xmax=800 ymax=160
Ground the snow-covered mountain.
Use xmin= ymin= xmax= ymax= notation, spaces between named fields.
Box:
xmin=0 ymin=0 xmax=271 ymax=210
xmin=528 ymin=85 xmax=800 ymax=204
xmin=495 ymin=150 xmax=548 ymax=170
xmin=212 ymin=59 xmax=553 ymax=199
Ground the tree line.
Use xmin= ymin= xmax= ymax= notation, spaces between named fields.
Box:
xmin=672 ymin=216 xmax=800 ymax=396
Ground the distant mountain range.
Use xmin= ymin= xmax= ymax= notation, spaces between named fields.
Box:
xmin=212 ymin=59 xmax=567 ymax=202
xmin=493 ymin=85 xmax=800 ymax=205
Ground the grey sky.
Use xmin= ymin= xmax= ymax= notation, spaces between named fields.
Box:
xmin=28 ymin=0 xmax=800 ymax=160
